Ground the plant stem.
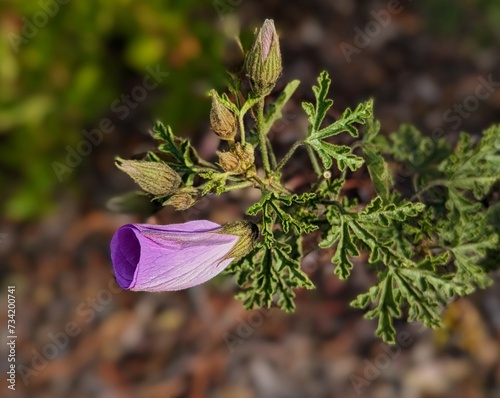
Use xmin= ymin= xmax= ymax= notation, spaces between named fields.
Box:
xmin=250 ymin=175 xmax=266 ymax=190
xmin=196 ymin=158 xmax=218 ymax=170
xmin=321 ymin=200 xmax=347 ymax=214
xmin=267 ymin=137 xmax=278 ymax=169
xmin=306 ymin=145 xmax=322 ymax=176
xmin=239 ymin=113 xmax=246 ymax=146
xmin=193 ymin=166 xmax=217 ymax=174
xmin=224 ymin=180 xmax=254 ymax=192
xmin=276 ymin=140 xmax=303 ymax=171
xmin=256 ymin=99 xmax=271 ymax=176
xmin=410 ymin=179 xmax=448 ymax=201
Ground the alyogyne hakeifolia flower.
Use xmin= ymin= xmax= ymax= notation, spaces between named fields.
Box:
xmin=111 ymin=220 xmax=258 ymax=291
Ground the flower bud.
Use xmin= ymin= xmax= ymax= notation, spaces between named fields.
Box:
xmin=209 ymin=90 xmax=237 ymax=141
xmin=219 ymin=221 xmax=259 ymax=259
xmin=116 ymin=158 xmax=182 ymax=196
xmin=217 ymin=151 xmax=240 ymax=173
xmin=245 ymin=19 xmax=282 ymax=96
xmin=111 ymin=220 xmax=247 ymax=291
xmin=217 ymin=143 xmax=255 ymax=174
xmin=164 ymin=187 xmax=199 ymax=210
xmin=236 ymin=142 xmax=255 ymax=169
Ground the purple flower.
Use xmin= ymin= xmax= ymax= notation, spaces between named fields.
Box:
xmin=111 ymin=220 xmax=255 ymax=291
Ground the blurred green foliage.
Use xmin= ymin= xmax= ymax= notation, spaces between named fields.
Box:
xmin=0 ymin=0 xmax=228 ymax=220
xmin=422 ymin=0 xmax=500 ymax=45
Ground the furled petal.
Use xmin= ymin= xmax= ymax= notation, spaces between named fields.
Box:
xmin=111 ymin=220 xmax=239 ymax=291
xmin=261 ymin=19 xmax=276 ymax=61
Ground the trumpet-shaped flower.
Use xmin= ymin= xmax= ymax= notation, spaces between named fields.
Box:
xmin=111 ymin=220 xmax=256 ymax=291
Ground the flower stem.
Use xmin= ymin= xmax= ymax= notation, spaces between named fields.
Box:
xmin=276 ymin=140 xmax=303 ymax=171
xmin=306 ymin=145 xmax=322 ymax=176
xmin=224 ymin=180 xmax=254 ymax=192
xmin=267 ymin=137 xmax=278 ymax=169
xmin=239 ymin=113 xmax=246 ymax=146
xmin=256 ymin=99 xmax=271 ymax=176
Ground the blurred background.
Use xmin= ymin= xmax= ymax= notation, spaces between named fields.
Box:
xmin=1 ymin=0 xmax=500 ymax=397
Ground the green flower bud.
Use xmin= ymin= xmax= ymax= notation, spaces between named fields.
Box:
xmin=219 ymin=221 xmax=259 ymax=259
xmin=209 ymin=90 xmax=237 ymax=141
xmin=245 ymin=19 xmax=282 ymax=96
xmin=116 ymin=158 xmax=182 ymax=196
xmin=164 ymin=187 xmax=199 ymax=210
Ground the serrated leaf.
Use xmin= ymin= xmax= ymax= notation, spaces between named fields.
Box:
xmin=331 ymin=220 xmax=359 ymax=279
xmin=363 ymin=118 xmax=381 ymax=143
xmin=218 ymin=91 xmax=240 ymax=114
xmin=247 ymin=192 xmax=318 ymax=245
xmin=275 ymin=246 xmax=314 ymax=289
xmin=307 ymin=139 xmax=364 ymax=171
xmin=302 ymin=71 xmax=333 ymax=132
xmin=152 ymin=121 xmax=213 ymax=176
xmin=314 ymin=99 xmax=373 ymax=140
xmin=449 ymin=234 xmax=496 ymax=289
xmin=361 ymin=272 xmax=399 ymax=343
xmin=227 ymin=238 xmax=312 ymax=313
xmin=383 ymin=124 xmax=451 ymax=170
xmin=152 ymin=122 xmax=184 ymax=163
xmin=321 ymin=197 xmax=424 ymax=279
xmin=354 ymin=263 xmax=472 ymax=343
xmin=301 ymin=72 xmax=372 ymax=172
xmin=363 ymin=141 xmax=393 ymax=203
xmin=199 ymin=171 xmax=228 ymax=195
xmin=360 ymin=197 xmax=425 ymax=225
xmin=180 ymin=140 xmax=196 ymax=168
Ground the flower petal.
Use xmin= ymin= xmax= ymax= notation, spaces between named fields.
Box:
xmin=111 ymin=221 xmax=240 ymax=291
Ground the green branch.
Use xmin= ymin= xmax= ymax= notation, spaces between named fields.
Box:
xmin=306 ymin=145 xmax=322 ymax=176
xmin=276 ymin=140 xmax=303 ymax=171
xmin=256 ymin=99 xmax=271 ymax=176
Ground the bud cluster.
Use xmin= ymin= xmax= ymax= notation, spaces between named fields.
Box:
xmin=115 ymin=19 xmax=284 ymax=216
xmin=217 ymin=143 xmax=255 ymax=175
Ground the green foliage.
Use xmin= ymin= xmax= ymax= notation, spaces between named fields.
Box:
xmin=226 ymin=237 xmax=314 ymax=312
xmin=378 ymin=124 xmax=452 ymax=184
xmin=422 ymin=0 xmax=500 ymax=45
xmin=152 ymin=122 xmax=200 ymax=170
xmin=320 ymin=197 xmax=425 ymax=280
xmin=247 ymin=192 xmax=318 ymax=245
xmin=302 ymin=71 xmax=372 ymax=171
xmin=439 ymin=127 xmax=500 ymax=201
xmin=1 ymin=0 xmax=226 ymax=220
xmin=362 ymin=119 xmax=394 ymax=202
xmin=114 ymin=20 xmax=500 ymax=343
